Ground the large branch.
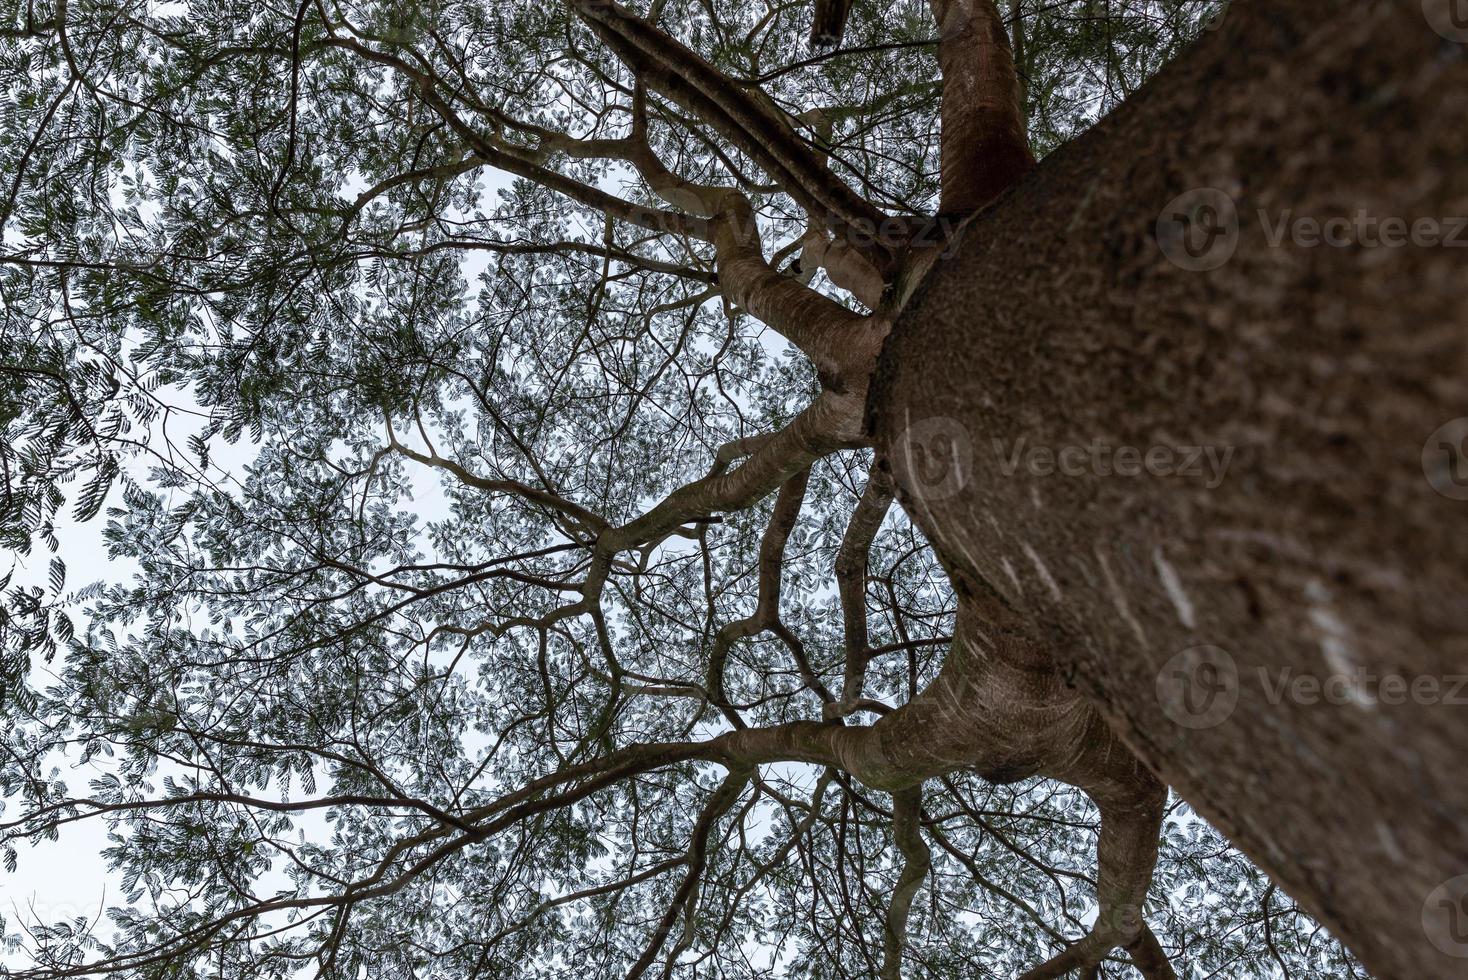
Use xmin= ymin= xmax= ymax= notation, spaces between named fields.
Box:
xmin=879 ymin=788 xmax=931 ymax=979
xmin=928 ymin=0 xmax=1034 ymax=213
xmin=626 ymin=768 xmax=752 ymax=978
xmin=809 ymin=0 xmax=855 ymax=49
xmin=598 ymin=389 xmax=868 ymax=560
xmin=710 ymin=194 xmax=886 ymax=386
xmin=325 ymin=32 xmax=886 ymax=380
xmin=560 ymin=390 xmax=868 ymax=632
xmin=870 ymin=1 xmax=1468 ymax=976
xmin=704 ymin=468 xmax=812 ymax=721
xmin=568 ymin=0 xmax=896 ymax=267
xmin=321 ymin=34 xmax=708 ymax=240
xmin=833 ymin=466 xmax=894 ymax=713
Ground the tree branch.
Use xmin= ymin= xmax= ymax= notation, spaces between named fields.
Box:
xmin=927 ymin=0 xmax=1034 ymax=213
xmin=832 ymin=466 xmax=895 ymax=716
xmin=879 ymin=787 xmax=931 ymax=979
xmin=569 ymin=0 xmax=896 ymax=269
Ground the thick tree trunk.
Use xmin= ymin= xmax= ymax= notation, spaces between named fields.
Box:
xmin=929 ymin=0 xmax=1034 ymax=213
xmin=869 ymin=2 xmax=1468 ymax=978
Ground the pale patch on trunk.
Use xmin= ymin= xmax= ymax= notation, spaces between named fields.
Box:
xmin=1304 ymin=579 xmax=1370 ymax=709
xmin=1152 ymin=547 xmax=1196 ymax=630
xmin=1023 ymin=541 xmax=1064 ymax=602
xmin=1095 ymin=547 xmax=1148 ymax=650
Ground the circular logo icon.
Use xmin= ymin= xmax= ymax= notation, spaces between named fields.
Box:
xmin=1156 ymin=188 xmax=1240 ymax=272
xmin=1423 ymin=875 xmax=1468 ymax=959
xmin=1424 ymin=418 xmax=1468 ymax=501
xmin=890 ymin=416 xmax=973 ymax=505
xmin=1157 ymin=646 xmax=1239 ymax=729
xmin=1424 ymin=0 xmax=1468 ymax=43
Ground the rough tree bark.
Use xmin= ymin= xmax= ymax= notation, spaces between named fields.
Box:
xmin=870 ymin=1 xmax=1468 ymax=977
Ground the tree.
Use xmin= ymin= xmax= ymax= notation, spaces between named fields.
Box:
xmin=872 ymin=3 xmax=1468 ymax=978
xmin=0 ymin=0 xmax=1454 ymax=977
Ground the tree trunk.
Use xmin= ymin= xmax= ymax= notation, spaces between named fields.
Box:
xmin=869 ymin=2 xmax=1468 ymax=978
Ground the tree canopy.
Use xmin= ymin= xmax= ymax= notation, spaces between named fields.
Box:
xmin=1 ymin=1 xmax=1365 ymax=977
